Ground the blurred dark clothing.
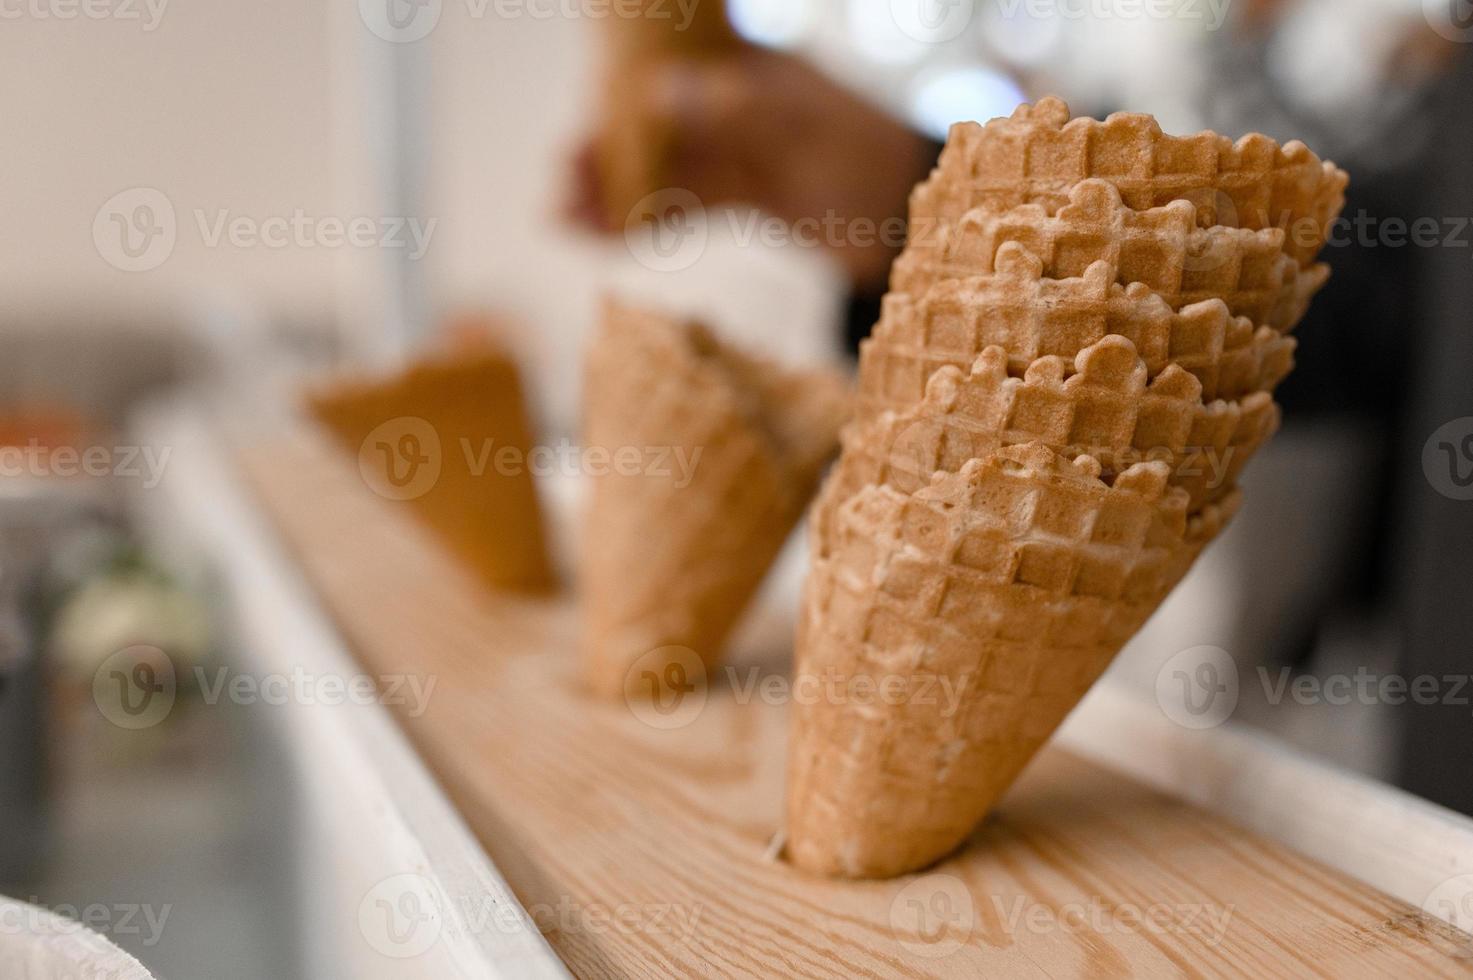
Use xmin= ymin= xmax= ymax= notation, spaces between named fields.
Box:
xmin=1395 ymin=52 xmax=1473 ymax=815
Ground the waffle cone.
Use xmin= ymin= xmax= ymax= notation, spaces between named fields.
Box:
xmin=787 ymin=444 xmax=1238 ymax=877
xmin=307 ymin=335 xmax=555 ymax=594
xmin=581 ymin=300 xmax=848 ymax=697
xmin=785 ymin=97 xmax=1344 ymax=878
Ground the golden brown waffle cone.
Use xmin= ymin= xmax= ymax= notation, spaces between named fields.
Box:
xmin=785 ymin=98 xmax=1344 ymax=879
xmin=910 ymin=96 xmax=1348 ymax=268
xmin=581 ymin=300 xmax=849 ymax=698
xmin=839 ymin=337 xmax=1279 ymax=514
xmin=307 ymin=338 xmax=555 ymax=594
xmin=594 ymin=1 xmax=741 ymax=227
xmin=858 ymin=244 xmax=1298 ymax=418
xmin=787 ymin=443 xmax=1239 ymax=878
xmin=894 ymin=179 xmax=1329 ymax=331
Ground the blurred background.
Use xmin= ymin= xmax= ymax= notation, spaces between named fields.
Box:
xmin=2 ymin=0 xmax=1471 ymax=975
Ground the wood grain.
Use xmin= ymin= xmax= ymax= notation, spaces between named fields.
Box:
xmin=236 ymin=429 xmax=1473 ymax=979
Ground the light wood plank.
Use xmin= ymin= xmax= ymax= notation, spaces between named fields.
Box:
xmin=236 ymin=428 xmax=1473 ymax=979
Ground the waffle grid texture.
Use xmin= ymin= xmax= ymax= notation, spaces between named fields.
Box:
xmin=581 ymin=301 xmax=848 ymax=697
xmin=786 ymin=97 xmax=1347 ymax=878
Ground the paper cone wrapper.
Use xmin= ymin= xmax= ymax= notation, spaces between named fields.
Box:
xmin=307 ymin=338 xmax=555 ymax=594
xmin=786 ymin=443 xmax=1239 ymax=878
xmin=581 ymin=301 xmax=849 ymax=698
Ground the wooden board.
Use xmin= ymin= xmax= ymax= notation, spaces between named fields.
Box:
xmin=237 ymin=430 xmax=1473 ymax=979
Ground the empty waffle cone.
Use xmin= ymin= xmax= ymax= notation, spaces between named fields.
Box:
xmin=594 ymin=0 xmax=741 ymax=227
xmin=307 ymin=333 xmax=555 ymax=594
xmin=785 ymin=98 xmax=1344 ymax=879
xmin=909 ymin=96 xmax=1348 ymax=268
xmin=581 ymin=300 xmax=849 ymax=698
xmin=786 ymin=443 xmax=1239 ymax=878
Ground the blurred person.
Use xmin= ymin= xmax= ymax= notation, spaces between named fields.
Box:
xmin=564 ymin=43 xmax=943 ymax=349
